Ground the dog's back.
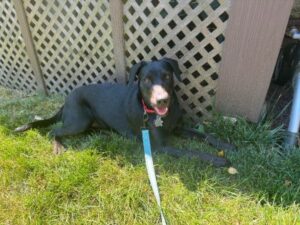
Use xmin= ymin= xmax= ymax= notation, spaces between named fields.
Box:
xmin=67 ymin=83 xmax=138 ymax=135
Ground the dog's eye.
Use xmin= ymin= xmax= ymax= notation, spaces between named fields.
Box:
xmin=163 ymin=74 xmax=171 ymax=81
xmin=143 ymin=77 xmax=152 ymax=85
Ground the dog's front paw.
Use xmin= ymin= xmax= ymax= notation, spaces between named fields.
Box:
xmin=210 ymin=155 xmax=231 ymax=167
xmin=220 ymin=142 xmax=237 ymax=152
xmin=198 ymin=152 xmax=231 ymax=167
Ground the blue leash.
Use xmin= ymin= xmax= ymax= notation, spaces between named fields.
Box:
xmin=142 ymin=129 xmax=167 ymax=225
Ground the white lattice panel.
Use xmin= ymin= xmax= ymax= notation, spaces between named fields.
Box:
xmin=0 ymin=0 xmax=38 ymax=93
xmin=124 ymin=0 xmax=231 ymax=121
xmin=24 ymin=0 xmax=117 ymax=94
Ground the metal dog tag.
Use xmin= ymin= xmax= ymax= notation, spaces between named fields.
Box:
xmin=154 ymin=116 xmax=163 ymax=127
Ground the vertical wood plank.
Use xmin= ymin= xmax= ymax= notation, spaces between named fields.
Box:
xmin=12 ymin=0 xmax=47 ymax=95
xmin=216 ymin=0 xmax=293 ymax=122
xmin=109 ymin=0 xmax=126 ymax=83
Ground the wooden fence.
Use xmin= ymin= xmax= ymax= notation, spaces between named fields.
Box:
xmin=0 ymin=0 xmax=293 ymax=122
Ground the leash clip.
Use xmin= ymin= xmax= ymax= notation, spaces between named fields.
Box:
xmin=143 ymin=111 xmax=149 ymax=128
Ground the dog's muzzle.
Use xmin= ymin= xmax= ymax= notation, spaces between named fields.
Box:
xmin=150 ymin=85 xmax=170 ymax=116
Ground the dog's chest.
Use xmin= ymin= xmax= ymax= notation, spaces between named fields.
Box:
xmin=147 ymin=113 xmax=178 ymax=131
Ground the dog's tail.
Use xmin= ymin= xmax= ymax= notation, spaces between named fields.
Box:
xmin=14 ymin=107 xmax=63 ymax=132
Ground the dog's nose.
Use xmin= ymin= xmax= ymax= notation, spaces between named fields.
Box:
xmin=157 ymin=98 xmax=169 ymax=107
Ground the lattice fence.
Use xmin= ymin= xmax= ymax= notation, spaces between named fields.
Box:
xmin=0 ymin=0 xmax=231 ymax=121
xmin=124 ymin=0 xmax=230 ymax=119
xmin=24 ymin=0 xmax=116 ymax=94
xmin=0 ymin=0 xmax=38 ymax=92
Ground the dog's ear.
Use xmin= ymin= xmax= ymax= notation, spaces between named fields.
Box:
xmin=128 ymin=61 xmax=146 ymax=85
xmin=162 ymin=58 xmax=182 ymax=82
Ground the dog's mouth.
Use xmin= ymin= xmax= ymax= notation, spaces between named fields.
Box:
xmin=153 ymin=105 xmax=169 ymax=116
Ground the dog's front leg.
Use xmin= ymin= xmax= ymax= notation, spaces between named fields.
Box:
xmin=177 ymin=127 xmax=236 ymax=151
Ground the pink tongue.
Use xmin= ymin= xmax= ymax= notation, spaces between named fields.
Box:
xmin=154 ymin=106 xmax=168 ymax=116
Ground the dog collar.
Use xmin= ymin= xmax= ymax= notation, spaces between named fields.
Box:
xmin=141 ymin=99 xmax=156 ymax=114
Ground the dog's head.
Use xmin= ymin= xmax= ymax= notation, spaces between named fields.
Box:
xmin=128 ymin=58 xmax=181 ymax=116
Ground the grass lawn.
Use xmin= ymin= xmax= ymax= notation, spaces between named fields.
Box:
xmin=0 ymin=87 xmax=300 ymax=225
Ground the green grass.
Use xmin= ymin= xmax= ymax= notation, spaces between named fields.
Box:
xmin=1 ymin=87 xmax=300 ymax=224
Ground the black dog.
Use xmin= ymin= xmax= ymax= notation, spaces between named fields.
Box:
xmin=15 ymin=58 xmax=233 ymax=167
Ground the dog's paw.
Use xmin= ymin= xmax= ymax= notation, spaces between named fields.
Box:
xmin=198 ymin=151 xmax=231 ymax=167
xmin=52 ymin=140 xmax=66 ymax=155
xmin=210 ymin=156 xmax=231 ymax=167
xmin=221 ymin=142 xmax=237 ymax=151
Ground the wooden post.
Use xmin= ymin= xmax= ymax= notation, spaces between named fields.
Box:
xmin=12 ymin=0 xmax=47 ymax=95
xmin=216 ymin=0 xmax=293 ymax=122
xmin=109 ymin=0 xmax=126 ymax=83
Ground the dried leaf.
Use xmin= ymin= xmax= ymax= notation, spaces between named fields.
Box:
xmin=223 ymin=116 xmax=237 ymax=124
xmin=217 ymin=150 xmax=225 ymax=157
xmin=228 ymin=167 xmax=238 ymax=175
